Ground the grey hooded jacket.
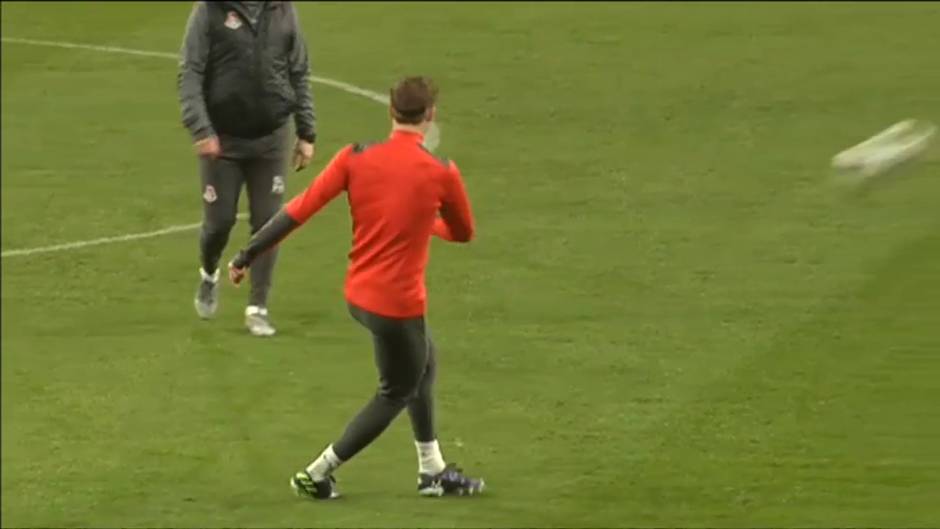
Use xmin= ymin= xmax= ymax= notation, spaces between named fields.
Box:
xmin=178 ymin=1 xmax=316 ymax=146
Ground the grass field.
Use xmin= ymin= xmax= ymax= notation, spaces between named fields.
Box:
xmin=2 ymin=2 xmax=940 ymax=527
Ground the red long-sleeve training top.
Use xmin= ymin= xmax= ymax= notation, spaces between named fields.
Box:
xmin=284 ymin=130 xmax=475 ymax=319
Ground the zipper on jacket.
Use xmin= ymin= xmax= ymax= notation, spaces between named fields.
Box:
xmin=253 ymin=5 xmax=271 ymax=132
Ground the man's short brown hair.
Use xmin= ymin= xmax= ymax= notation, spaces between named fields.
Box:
xmin=389 ymin=76 xmax=438 ymax=125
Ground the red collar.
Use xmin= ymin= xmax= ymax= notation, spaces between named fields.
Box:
xmin=390 ymin=129 xmax=425 ymax=142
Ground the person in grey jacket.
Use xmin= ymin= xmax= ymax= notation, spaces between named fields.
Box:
xmin=179 ymin=1 xmax=316 ymax=337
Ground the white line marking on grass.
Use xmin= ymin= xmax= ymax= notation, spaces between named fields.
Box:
xmin=0 ymin=37 xmax=389 ymax=259
xmin=1 ymin=214 xmax=251 ymax=258
xmin=2 ymin=37 xmax=180 ymax=60
xmin=0 ymin=37 xmax=390 ymax=104
xmin=2 ymin=222 xmax=203 ymax=258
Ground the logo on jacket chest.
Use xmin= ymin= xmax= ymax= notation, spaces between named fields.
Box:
xmin=224 ymin=11 xmax=243 ymax=30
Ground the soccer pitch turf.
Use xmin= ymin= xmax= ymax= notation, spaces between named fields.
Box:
xmin=2 ymin=2 xmax=939 ymax=527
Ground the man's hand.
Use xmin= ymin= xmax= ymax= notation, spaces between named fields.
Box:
xmin=228 ymin=260 xmax=247 ymax=286
xmin=293 ymin=139 xmax=315 ymax=171
xmin=195 ymin=135 xmax=221 ymax=159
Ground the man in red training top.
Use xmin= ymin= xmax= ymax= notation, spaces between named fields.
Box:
xmin=227 ymin=76 xmax=483 ymax=500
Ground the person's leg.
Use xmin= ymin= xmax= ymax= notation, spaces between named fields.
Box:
xmin=195 ymin=156 xmax=243 ymax=318
xmin=408 ymin=331 xmax=437 ymax=442
xmin=404 ymin=328 xmax=486 ymax=497
xmin=243 ymin=156 xmax=287 ymax=309
xmin=407 ymin=332 xmax=447 ymax=476
xmin=199 ymin=156 xmax=243 ymax=274
xmin=304 ymin=306 xmax=428 ymax=480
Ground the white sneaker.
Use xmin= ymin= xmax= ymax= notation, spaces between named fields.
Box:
xmin=194 ymin=268 xmax=220 ymax=319
xmin=245 ymin=305 xmax=276 ymax=337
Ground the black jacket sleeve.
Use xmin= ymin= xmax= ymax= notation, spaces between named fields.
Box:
xmin=287 ymin=3 xmax=317 ymax=143
xmin=178 ymin=1 xmax=215 ymax=141
xmin=231 ymin=210 xmax=300 ymax=269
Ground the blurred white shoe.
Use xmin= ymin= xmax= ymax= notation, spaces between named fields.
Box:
xmin=194 ymin=268 xmax=220 ymax=319
xmin=245 ymin=305 xmax=276 ymax=337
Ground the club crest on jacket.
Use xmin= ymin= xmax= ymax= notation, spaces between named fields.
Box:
xmin=224 ymin=11 xmax=242 ymax=30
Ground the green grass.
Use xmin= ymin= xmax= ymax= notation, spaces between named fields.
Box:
xmin=3 ymin=1 xmax=940 ymax=527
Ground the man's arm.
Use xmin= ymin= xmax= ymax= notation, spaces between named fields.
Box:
xmin=178 ymin=1 xmax=215 ymax=141
xmin=287 ymin=3 xmax=317 ymax=144
xmin=432 ymin=161 xmax=475 ymax=243
xmin=230 ymin=146 xmax=352 ymax=272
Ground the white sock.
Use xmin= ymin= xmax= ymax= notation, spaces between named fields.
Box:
xmin=245 ymin=305 xmax=268 ymax=316
xmin=306 ymin=444 xmax=343 ymax=481
xmin=200 ymin=267 xmax=220 ymax=283
xmin=415 ymin=440 xmax=446 ymax=475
